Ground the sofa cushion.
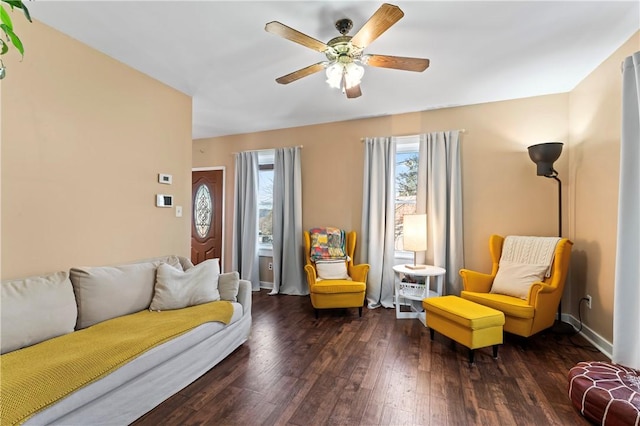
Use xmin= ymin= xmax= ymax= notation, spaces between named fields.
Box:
xmin=1 ymin=271 xmax=77 ymax=354
xmin=179 ymin=257 xmax=195 ymax=270
xmin=310 ymin=279 xmax=366 ymax=294
xmin=461 ymin=291 xmax=535 ymax=319
xmin=70 ymin=255 xmax=183 ymax=329
xmin=150 ymin=259 xmax=221 ymax=311
xmin=218 ymin=271 xmax=240 ymax=302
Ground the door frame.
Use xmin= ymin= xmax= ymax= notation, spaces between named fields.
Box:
xmin=192 ymin=166 xmax=226 ymax=272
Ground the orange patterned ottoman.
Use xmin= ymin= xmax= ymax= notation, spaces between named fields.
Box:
xmin=568 ymin=361 xmax=640 ymax=425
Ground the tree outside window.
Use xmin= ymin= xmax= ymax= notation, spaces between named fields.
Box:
xmin=395 ymin=144 xmax=419 ymax=251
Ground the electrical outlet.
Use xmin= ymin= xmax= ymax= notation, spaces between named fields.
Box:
xmin=268 ymin=262 xmax=273 ymax=271
xmin=585 ymin=295 xmax=592 ymax=309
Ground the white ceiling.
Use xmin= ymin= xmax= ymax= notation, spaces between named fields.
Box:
xmin=28 ymin=1 xmax=639 ymax=139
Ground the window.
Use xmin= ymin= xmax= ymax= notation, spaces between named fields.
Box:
xmin=258 ymin=151 xmax=274 ymax=246
xmin=194 ymin=184 xmax=212 ymax=238
xmin=395 ymin=137 xmax=419 ymax=253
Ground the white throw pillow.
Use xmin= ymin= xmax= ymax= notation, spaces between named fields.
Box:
xmin=490 ymin=261 xmax=549 ymax=299
xmin=218 ymin=271 xmax=240 ymax=302
xmin=1 ymin=271 xmax=77 ymax=354
xmin=150 ymin=259 xmax=221 ymax=311
xmin=316 ymin=260 xmax=350 ymax=280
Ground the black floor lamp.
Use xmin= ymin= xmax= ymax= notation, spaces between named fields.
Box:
xmin=527 ymin=142 xmax=574 ymax=334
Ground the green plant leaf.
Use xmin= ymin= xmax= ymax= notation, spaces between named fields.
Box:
xmin=0 ymin=39 xmax=8 ymax=55
xmin=6 ymin=28 xmax=22 ymax=55
xmin=0 ymin=22 xmax=10 ymax=39
xmin=0 ymin=23 xmax=23 ymax=56
xmin=2 ymin=1 xmax=31 ymax=22
xmin=21 ymin=3 xmax=30 ymax=22
xmin=0 ymin=5 xmax=13 ymax=30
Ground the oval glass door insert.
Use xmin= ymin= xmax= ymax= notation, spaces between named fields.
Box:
xmin=194 ymin=184 xmax=212 ymax=238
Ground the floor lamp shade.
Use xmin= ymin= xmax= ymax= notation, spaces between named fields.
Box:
xmin=527 ymin=142 xmax=563 ymax=177
xmin=403 ymin=214 xmax=427 ymax=269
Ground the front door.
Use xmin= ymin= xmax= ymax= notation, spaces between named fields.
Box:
xmin=191 ymin=170 xmax=223 ymax=266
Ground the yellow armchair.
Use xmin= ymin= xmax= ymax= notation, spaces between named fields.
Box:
xmin=304 ymin=230 xmax=369 ymax=318
xmin=459 ymin=234 xmax=573 ymax=338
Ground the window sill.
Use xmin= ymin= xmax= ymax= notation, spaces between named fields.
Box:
xmin=394 ymin=251 xmax=414 ymax=260
xmin=259 ymin=246 xmax=273 ymax=257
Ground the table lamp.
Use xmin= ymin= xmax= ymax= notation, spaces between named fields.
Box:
xmin=403 ymin=213 xmax=427 ymax=269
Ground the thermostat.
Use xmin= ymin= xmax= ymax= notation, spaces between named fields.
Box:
xmin=158 ymin=173 xmax=172 ymax=184
xmin=156 ymin=194 xmax=173 ymax=208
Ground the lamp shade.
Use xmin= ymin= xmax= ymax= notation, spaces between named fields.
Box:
xmin=403 ymin=214 xmax=427 ymax=252
xmin=325 ymin=61 xmax=364 ymax=90
xmin=527 ymin=142 xmax=563 ymax=177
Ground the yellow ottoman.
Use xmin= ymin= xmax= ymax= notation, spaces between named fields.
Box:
xmin=423 ymin=295 xmax=505 ymax=364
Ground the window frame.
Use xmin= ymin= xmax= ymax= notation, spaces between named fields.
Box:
xmin=394 ymin=136 xmax=420 ymax=260
xmin=257 ymin=151 xmax=275 ymax=256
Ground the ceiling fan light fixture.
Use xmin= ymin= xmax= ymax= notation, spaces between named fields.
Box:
xmin=266 ymin=3 xmax=428 ymax=99
xmin=325 ymin=61 xmax=364 ymax=91
xmin=345 ymin=62 xmax=364 ymax=88
xmin=325 ymin=62 xmax=344 ymax=89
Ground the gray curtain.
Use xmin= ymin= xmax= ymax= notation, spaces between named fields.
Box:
xmin=271 ymin=146 xmax=307 ymax=295
xmin=417 ymin=131 xmax=464 ymax=295
xmin=232 ymin=151 xmax=260 ymax=291
xmin=361 ymin=137 xmax=396 ymax=308
xmin=613 ymin=51 xmax=640 ymax=369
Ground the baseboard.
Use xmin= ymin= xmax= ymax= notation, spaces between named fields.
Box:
xmin=562 ymin=313 xmax=613 ymax=359
xmin=260 ymin=281 xmax=273 ymax=290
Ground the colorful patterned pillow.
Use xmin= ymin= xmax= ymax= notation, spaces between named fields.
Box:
xmin=309 ymin=227 xmax=347 ymax=262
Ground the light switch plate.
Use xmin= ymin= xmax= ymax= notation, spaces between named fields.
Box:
xmin=158 ymin=173 xmax=172 ymax=184
xmin=175 ymin=206 xmax=183 ymax=217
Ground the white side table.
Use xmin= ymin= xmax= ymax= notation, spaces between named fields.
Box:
xmin=393 ymin=264 xmax=446 ymax=325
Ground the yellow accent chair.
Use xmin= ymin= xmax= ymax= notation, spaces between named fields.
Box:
xmin=303 ymin=230 xmax=369 ymax=318
xmin=459 ymin=234 xmax=573 ymax=338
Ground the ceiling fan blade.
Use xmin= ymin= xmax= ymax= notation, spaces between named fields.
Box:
xmin=345 ymin=84 xmax=362 ymax=99
xmin=350 ymin=3 xmax=404 ymax=49
xmin=275 ymin=62 xmax=326 ymax=85
xmin=265 ymin=21 xmax=329 ymax=53
xmin=365 ymin=54 xmax=430 ymax=72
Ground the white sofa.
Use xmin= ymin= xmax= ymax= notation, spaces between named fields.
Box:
xmin=0 ymin=255 xmax=252 ymax=425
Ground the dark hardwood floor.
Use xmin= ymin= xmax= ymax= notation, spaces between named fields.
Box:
xmin=133 ymin=290 xmax=608 ymax=425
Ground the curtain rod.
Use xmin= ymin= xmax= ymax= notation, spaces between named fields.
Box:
xmin=231 ymin=145 xmax=303 ymax=155
xmin=360 ymin=129 xmax=467 ymax=141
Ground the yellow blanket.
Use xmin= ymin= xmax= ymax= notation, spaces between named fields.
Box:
xmin=0 ymin=300 xmax=234 ymax=426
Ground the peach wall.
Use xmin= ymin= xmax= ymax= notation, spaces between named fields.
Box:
xmin=194 ymin=94 xmax=570 ymax=275
xmin=1 ymin=20 xmax=193 ymax=279
xmin=195 ymin=32 xmax=638 ymax=345
xmin=567 ymin=32 xmax=639 ymax=342
xmin=2 ymin=13 xmax=630 ymax=346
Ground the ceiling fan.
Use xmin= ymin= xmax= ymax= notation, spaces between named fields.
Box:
xmin=265 ymin=3 xmax=430 ymax=99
